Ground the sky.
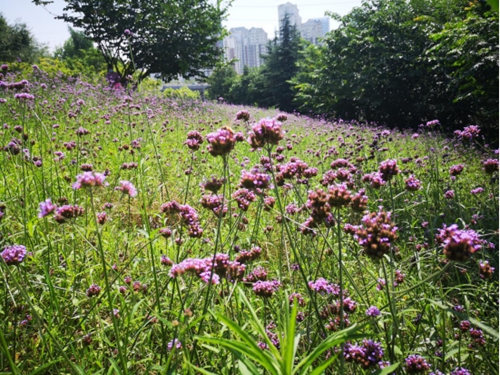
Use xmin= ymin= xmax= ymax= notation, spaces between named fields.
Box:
xmin=0 ymin=0 xmax=363 ymax=51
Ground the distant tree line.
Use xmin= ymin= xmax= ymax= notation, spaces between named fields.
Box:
xmin=208 ymin=0 xmax=498 ymax=138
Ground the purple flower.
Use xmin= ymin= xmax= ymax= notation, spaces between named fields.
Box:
xmin=404 ymin=354 xmax=430 ymax=373
xmin=206 ymin=127 xmax=236 ymax=157
xmin=378 ymin=159 xmax=399 ymax=181
xmin=38 ymin=198 xmax=57 ymax=218
xmin=247 ymin=118 xmax=284 ymax=149
xmin=470 ymin=187 xmax=484 ymax=195
xmin=308 ymin=278 xmax=340 ymax=295
xmin=72 ymin=172 xmax=108 ymax=189
xmin=479 ymin=260 xmax=495 ymax=279
xmin=1 ymin=245 xmax=27 ymax=265
xmin=14 ymin=93 xmax=35 ymax=101
xmin=167 ymin=338 xmax=182 ymax=351
xmin=366 ymin=306 xmax=381 ymax=317
xmin=86 ymin=284 xmax=101 ymax=297
xmin=115 ymin=180 xmax=137 ymax=197
xmin=444 ymin=190 xmax=454 ymax=199
xmin=253 ymin=280 xmax=281 ymax=297
xmin=436 ymin=224 xmax=485 ymax=261
xmin=405 ymin=175 xmax=422 ymax=191
xmin=450 ymin=368 xmax=471 ymax=375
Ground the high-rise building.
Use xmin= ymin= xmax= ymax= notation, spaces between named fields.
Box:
xmin=223 ymin=27 xmax=268 ymax=74
xmin=300 ymin=19 xmax=324 ymax=44
xmin=278 ymin=2 xmax=301 ymax=30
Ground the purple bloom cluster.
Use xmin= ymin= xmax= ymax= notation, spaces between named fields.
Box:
xmin=1 ymin=245 xmax=27 ymax=265
xmin=232 ymin=188 xmax=257 ymax=211
xmin=247 ymin=118 xmax=284 ymax=149
xmin=450 ymin=368 xmax=471 ymax=375
xmin=405 ymin=175 xmax=422 ymax=191
xmin=72 ymin=171 xmax=108 ymax=189
xmin=54 ymin=205 xmax=85 ymax=223
xmin=351 ymin=209 xmax=398 ymax=260
xmin=362 ymin=172 xmax=386 ymax=189
xmin=201 ymin=176 xmax=225 ymax=193
xmin=343 ymin=339 xmax=384 ymax=368
xmin=404 ymin=354 xmax=430 ymax=373
xmin=170 ymin=253 xmax=245 ymax=284
xmin=366 ymin=305 xmax=381 ymax=317
xmin=454 ymin=125 xmax=480 ymax=141
xmin=479 ymin=260 xmax=495 ymax=279
xmin=86 ymin=284 xmax=101 ymax=297
xmin=308 ymin=278 xmax=340 ymax=295
xmin=161 ymin=201 xmax=203 ymax=238
xmin=482 ymin=158 xmax=498 ymax=174
xmin=240 ymin=169 xmax=271 ymax=191
xmin=234 ymin=246 xmax=262 ymax=263
xmin=38 ymin=198 xmax=57 ymax=218
xmin=115 ymin=180 xmax=137 ymax=197
xmin=200 ymin=194 xmax=227 ymax=216
xmin=206 ymin=127 xmax=236 ymax=157
xmin=379 ymin=159 xmax=399 ymax=181
xmin=243 ymin=265 xmax=268 ymax=283
xmin=235 ymin=110 xmax=250 ymax=122
xmin=436 ymin=224 xmax=485 ymax=261
xmin=252 ymin=280 xmax=281 ymax=297
xmin=184 ymin=130 xmax=204 ymax=151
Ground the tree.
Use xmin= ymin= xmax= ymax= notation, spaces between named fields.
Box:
xmin=33 ymin=0 xmax=229 ymax=83
xmin=54 ymin=27 xmax=107 ymax=76
xmin=0 ymin=13 xmax=48 ymax=63
xmin=206 ymin=64 xmax=238 ymax=101
xmin=260 ymin=15 xmax=303 ymax=112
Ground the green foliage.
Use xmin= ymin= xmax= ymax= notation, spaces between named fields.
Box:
xmin=34 ymin=0 xmax=229 ymax=83
xmin=206 ymin=64 xmax=238 ymax=101
xmin=194 ymin=289 xmax=367 ymax=375
xmin=0 ymin=14 xmax=48 ymax=64
xmin=162 ymin=86 xmax=201 ymax=100
xmin=259 ymin=16 xmax=303 ymax=112
xmin=292 ymin=0 xmax=498 ymax=138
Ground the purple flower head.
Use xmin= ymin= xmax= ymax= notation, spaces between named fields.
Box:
xmin=366 ymin=306 xmax=381 ymax=317
xmin=38 ymin=198 xmax=57 ymax=218
xmin=252 ymin=280 xmax=281 ymax=297
xmin=308 ymin=278 xmax=340 ymax=295
xmin=405 ymin=175 xmax=422 ymax=191
xmin=449 ymin=164 xmax=465 ymax=176
xmin=167 ymin=338 xmax=182 ymax=351
xmin=72 ymin=172 xmax=108 ymax=189
xmin=436 ymin=224 xmax=485 ymax=261
xmin=344 ymin=340 xmax=384 ymax=368
xmin=240 ymin=170 xmax=271 ymax=191
xmin=479 ymin=260 xmax=495 ymax=279
xmin=185 ymin=130 xmax=204 ymax=151
xmin=86 ymin=284 xmax=101 ymax=297
xmin=54 ymin=205 xmax=85 ymax=223
xmin=115 ymin=180 xmax=137 ymax=197
xmin=444 ymin=190 xmax=455 ymax=199
xmin=206 ymin=127 xmax=236 ymax=157
xmin=450 ymin=368 xmax=471 ymax=375
xmin=404 ymin=354 xmax=430 ymax=373
xmin=455 ymin=125 xmax=480 ymax=141
xmin=14 ymin=93 xmax=35 ymax=101
xmin=470 ymin=187 xmax=484 ymax=195
xmin=1 ymin=245 xmax=27 ymax=265
xmin=379 ymin=159 xmax=399 ymax=181
xmin=482 ymin=159 xmax=498 ymax=174
xmin=235 ymin=110 xmax=250 ymax=122
xmin=248 ymin=118 xmax=284 ymax=149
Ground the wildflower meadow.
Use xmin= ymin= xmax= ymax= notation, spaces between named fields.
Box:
xmin=0 ymin=66 xmax=498 ymax=374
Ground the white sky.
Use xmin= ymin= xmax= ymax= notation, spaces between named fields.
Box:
xmin=0 ymin=0 xmax=363 ymax=51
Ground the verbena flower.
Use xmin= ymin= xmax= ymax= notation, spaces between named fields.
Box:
xmin=206 ymin=127 xmax=236 ymax=157
xmin=86 ymin=284 xmax=101 ymax=297
xmin=252 ymin=280 xmax=281 ymax=297
xmin=184 ymin=130 xmax=204 ymax=150
xmin=404 ymin=354 xmax=430 ymax=373
xmin=38 ymin=198 xmax=57 ymax=218
xmin=479 ymin=260 xmax=494 ymax=279
xmin=379 ymin=159 xmax=399 ymax=181
xmin=405 ymin=175 xmax=422 ymax=191
xmin=436 ymin=224 xmax=484 ymax=261
xmin=247 ymin=118 xmax=284 ymax=149
xmin=1 ymin=245 xmax=27 ymax=265
xmin=308 ymin=278 xmax=340 ymax=295
xmin=73 ymin=171 xmax=108 ymax=189
xmin=115 ymin=180 xmax=137 ymax=197
xmin=482 ymin=158 xmax=498 ymax=174
xmin=366 ymin=306 xmax=381 ymax=317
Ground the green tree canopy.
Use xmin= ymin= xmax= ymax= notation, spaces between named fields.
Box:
xmin=0 ymin=13 xmax=48 ymax=63
xmin=33 ymin=0 xmax=229 ymax=83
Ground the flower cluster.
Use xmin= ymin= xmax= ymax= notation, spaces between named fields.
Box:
xmin=232 ymin=188 xmax=257 ymax=211
xmin=1 ymin=245 xmax=27 ymax=265
xmin=343 ymin=340 xmax=384 ymax=369
xmin=170 ymin=253 xmax=245 ymax=284
xmin=38 ymin=198 xmax=57 ymax=218
xmin=404 ymin=354 xmax=430 ymax=373
xmin=449 ymin=164 xmax=465 ymax=176
xmin=482 ymin=159 xmax=499 ymax=174
xmin=54 ymin=205 xmax=85 ymax=223
xmin=479 ymin=260 xmax=494 ymax=279
xmin=351 ymin=209 xmax=398 ymax=260
xmin=362 ymin=172 xmax=386 ymax=189
xmin=200 ymin=194 xmax=227 ymax=216
xmin=308 ymin=278 xmax=340 ymax=295
xmin=436 ymin=224 xmax=484 ymax=261
xmin=454 ymin=125 xmax=480 ymax=141
xmin=86 ymin=284 xmax=101 ymax=297
xmin=235 ymin=110 xmax=250 ymax=122
xmin=240 ymin=169 xmax=271 ymax=191
xmin=234 ymin=246 xmax=262 ymax=263
xmin=115 ymin=180 xmax=137 ymax=197
xmin=185 ymin=130 xmax=204 ymax=151
xmin=206 ymin=127 xmax=236 ymax=157
xmin=161 ymin=201 xmax=203 ymax=237
xmin=201 ymin=176 xmax=225 ymax=193
xmin=379 ymin=159 xmax=399 ymax=181
xmin=405 ymin=175 xmax=422 ymax=191
xmin=247 ymin=118 xmax=284 ymax=149
xmin=72 ymin=171 xmax=108 ymax=189
xmin=243 ymin=266 xmax=268 ymax=283
xmin=252 ymin=280 xmax=281 ymax=297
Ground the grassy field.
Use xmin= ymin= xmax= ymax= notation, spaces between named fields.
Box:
xmin=0 ymin=67 xmax=498 ymax=375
